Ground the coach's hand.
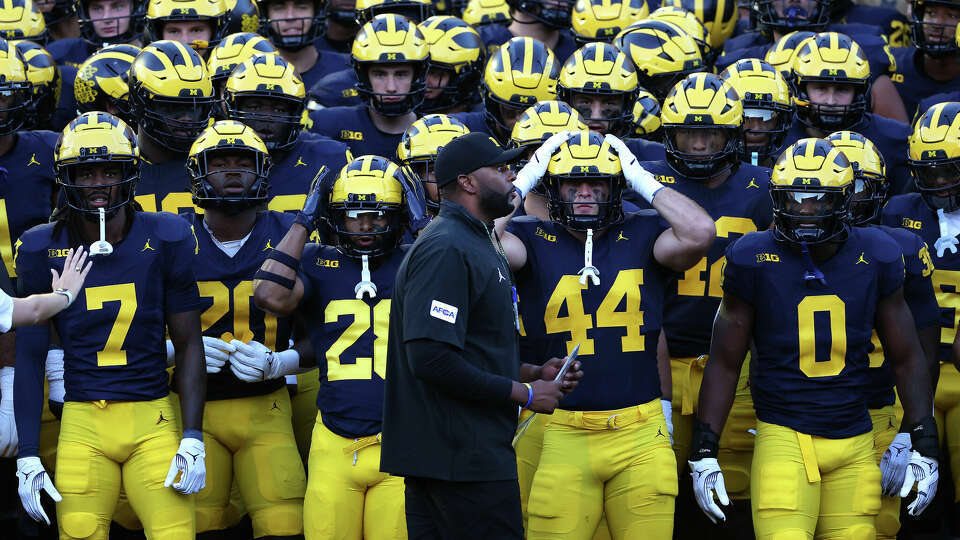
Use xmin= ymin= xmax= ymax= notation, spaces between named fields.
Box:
xmin=527 ymin=379 xmax=563 ymax=414
xmin=164 ymin=437 xmax=206 ymax=495
xmin=538 ymin=356 xmax=583 ymax=395
xmin=16 ymin=456 xmax=61 ymax=524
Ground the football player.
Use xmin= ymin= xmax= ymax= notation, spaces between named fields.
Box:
xmin=14 ymin=40 xmax=72 ymax=133
xmin=13 ymin=111 xmax=207 ymax=539
xmin=570 ymin=0 xmax=648 ymax=45
xmin=417 ymin=15 xmax=484 ymax=115
xmin=828 ymin=130 xmax=940 ymax=540
xmin=629 ymin=88 xmax=662 ymax=142
xmin=223 ymin=53 xmax=353 ymax=214
xmin=494 ymin=130 xmax=716 ymax=539
xmin=636 ymin=72 xmax=772 ymax=539
xmin=128 ymin=40 xmax=216 ymax=214
xmin=762 ymin=29 xmax=816 ymax=79
xmin=661 ymin=0 xmax=738 ymax=55
xmin=309 ymin=14 xmax=429 ymax=159
xmin=828 ymin=0 xmax=911 ymax=48
xmin=477 ymin=0 xmax=578 ymax=63
xmin=460 ymin=0 xmax=509 ymax=27
xmin=320 ymin=0 xmax=361 ymax=53
xmin=206 ymin=32 xmax=276 ymax=100
xmin=143 ymin=0 xmax=231 ymax=56
xmin=73 ymin=44 xmax=141 ymax=128
xmin=355 ymin=0 xmax=433 ymax=23
xmin=889 ymin=0 xmax=960 ymax=118
xmin=881 ymin=101 xmax=960 ymax=534
xmin=171 ymin=120 xmax=308 ymax=539
xmin=454 ymin=36 xmax=560 ymax=144
xmin=692 ymin=137 xmax=939 ymax=537
xmin=47 ymin=0 xmax=144 ymax=67
xmin=785 ymin=33 xmax=912 ymax=195
xmin=0 ymin=0 xmax=48 ymax=44
xmin=256 ymin=0 xmax=351 ymax=89
xmin=397 ymin=113 xmax=471 ymax=217
xmin=0 ymin=38 xmax=58 ymax=282
xmin=252 ymin=155 xmax=427 ymax=539
xmin=34 ymin=0 xmax=79 ymax=40
xmin=720 ymin=58 xmax=793 ymax=168
xmin=612 ymin=20 xmax=706 ymax=102
xmin=556 ymin=41 xmax=665 ymax=162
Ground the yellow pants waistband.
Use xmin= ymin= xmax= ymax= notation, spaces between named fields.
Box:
xmin=550 ymin=399 xmax=662 ymax=431
xmin=343 ymin=432 xmax=382 ymax=454
xmin=673 ymin=355 xmax=709 ymax=415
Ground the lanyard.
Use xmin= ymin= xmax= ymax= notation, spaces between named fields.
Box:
xmin=487 ymin=225 xmax=520 ymax=332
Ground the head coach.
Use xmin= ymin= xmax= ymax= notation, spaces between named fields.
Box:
xmin=380 ymin=132 xmax=583 ymax=539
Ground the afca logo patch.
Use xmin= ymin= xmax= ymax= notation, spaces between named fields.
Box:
xmin=429 ymin=300 xmax=458 ymax=324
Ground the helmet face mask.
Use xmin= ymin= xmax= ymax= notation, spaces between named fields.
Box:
xmin=568 ymin=91 xmax=631 ymax=136
xmin=39 ymin=0 xmax=75 ymax=26
xmin=140 ymin=96 xmax=216 ymax=150
xmin=795 ymin=80 xmax=869 ymax=131
xmin=357 ymin=61 xmax=428 ymax=116
xmin=258 ymin=0 xmax=325 ymax=51
xmin=56 ymin=112 xmax=140 ymax=219
xmin=741 ymin=108 xmax=791 ymax=162
xmin=912 ymin=0 xmax=960 ymax=58
xmin=754 ymin=0 xmax=829 ymax=35
xmin=663 ymin=125 xmax=741 ymax=178
xmin=507 ymin=0 xmax=575 ymax=29
xmin=397 ymin=113 xmax=469 ymax=213
xmin=352 ymin=14 xmax=430 ymax=117
xmin=231 ymin=95 xmax=303 ymax=150
xmin=189 ymin=147 xmax=271 ymax=212
xmin=0 ymin=73 xmax=32 ymax=136
xmin=77 ymin=0 xmax=142 ymax=45
xmin=848 ymin=171 xmax=889 ymax=225
xmin=546 ymin=173 xmax=624 ymax=231
xmin=418 ymin=15 xmax=484 ymax=114
xmin=913 ymin=161 xmax=960 ymax=211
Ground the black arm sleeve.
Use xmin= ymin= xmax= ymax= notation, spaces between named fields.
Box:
xmin=407 ymin=338 xmax=514 ymax=404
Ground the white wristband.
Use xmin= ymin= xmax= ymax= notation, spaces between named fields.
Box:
xmin=513 ymin=169 xmax=539 ymax=199
xmin=629 ymin=168 xmax=665 ymax=203
xmin=53 ymin=289 xmax=73 ymax=308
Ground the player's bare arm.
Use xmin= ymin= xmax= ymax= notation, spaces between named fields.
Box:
xmin=697 ymin=292 xmax=754 ymax=435
xmin=167 ymin=309 xmax=205 ymax=434
xmin=877 ymin=287 xmax=935 ymax=425
xmin=650 ymin=187 xmax=717 ymax=272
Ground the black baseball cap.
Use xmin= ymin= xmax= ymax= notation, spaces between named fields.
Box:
xmin=434 ymin=132 xmax=525 ymax=187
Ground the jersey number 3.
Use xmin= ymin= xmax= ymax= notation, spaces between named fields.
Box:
xmin=544 ymin=269 xmax=644 ymax=356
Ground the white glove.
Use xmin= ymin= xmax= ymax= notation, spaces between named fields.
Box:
xmin=604 ymin=134 xmax=664 ymax=203
xmin=45 ymin=349 xmax=65 ymax=403
xmin=228 ymin=339 xmax=301 ymax=382
xmin=880 ymin=432 xmax=912 ymax=496
xmin=164 ymin=437 xmax=206 ymax=494
xmin=688 ymin=458 xmax=729 ymax=524
xmin=900 ymin=451 xmax=939 ymax=516
xmin=0 ymin=366 xmax=16 ymax=457
xmin=16 ymin=456 xmax=61 ymax=524
xmin=514 ymin=130 xmax=574 ymax=197
xmin=202 ymin=336 xmax=235 ymax=374
xmin=661 ymin=399 xmax=674 ymax=445
xmin=165 ymin=339 xmax=176 ymax=367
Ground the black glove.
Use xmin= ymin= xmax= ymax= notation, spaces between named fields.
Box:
xmin=295 ymin=166 xmax=329 ymax=231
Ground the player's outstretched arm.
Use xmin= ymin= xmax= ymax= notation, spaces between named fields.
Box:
xmin=10 ymin=247 xmax=92 ymax=329
xmin=253 ymin=171 xmax=326 ymax=316
xmin=168 ymin=309 xmax=205 ymax=435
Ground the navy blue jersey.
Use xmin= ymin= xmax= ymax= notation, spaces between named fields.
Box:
xmin=265 ymin=132 xmax=353 ymax=214
xmin=881 ymin=193 xmax=960 ymax=364
xmin=299 ymin=243 xmax=407 ymax=438
xmin=299 ymin=50 xmax=351 ymax=92
xmin=307 ymin=68 xmax=361 ymax=109
xmin=625 ymin=137 xmax=666 ymax=162
xmin=0 ymin=130 xmax=58 ymax=278
xmin=15 ymin=211 xmax=201 ymax=402
xmin=134 ymin=157 xmax=195 ymax=214
xmin=54 ymin=65 xmax=79 ymax=132
xmin=315 ymin=34 xmax=352 ymax=55
xmin=46 ymin=38 xmax=94 ymax=67
xmin=717 ymin=24 xmax=893 ymax=77
xmin=781 ymin=114 xmax=911 ymax=195
xmin=723 ymin=227 xmax=904 ymax=438
xmin=308 ymin=104 xmax=405 ymax=160
xmin=638 ymin=160 xmax=773 ymax=358
xmin=864 ymin=224 xmax=938 ymax=408
xmin=477 ymin=25 xmax=579 ymax=64
xmin=918 ymin=90 xmax=960 ymax=121
xmin=835 ymin=4 xmax=911 ymax=48
xmin=890 ymin=47 xmax=960 ymax=119
xmin=509 ymin=212 xmax=670 ymax=411
xmin=451 ymin=110 xmax=491 ymax=137
xmin=179 ymin=211 xmax=295 ymax=401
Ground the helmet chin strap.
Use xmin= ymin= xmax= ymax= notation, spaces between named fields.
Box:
xmin=936 ymin=207 xmax=960 ymax=257
xmin=355 ymin=254 xmax=378 ymax=299
xmin=577 ymin=228 xmax=600 ymax=287
xmin=798 ymin=241 xmax=826 ymax=286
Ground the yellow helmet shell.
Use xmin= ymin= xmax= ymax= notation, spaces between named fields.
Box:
xmin=771 ymin=138 xmax=854 ymax=189
xmin=511 ymin=100 xmax=587 ymax=149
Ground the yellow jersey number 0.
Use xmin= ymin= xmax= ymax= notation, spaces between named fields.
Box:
xmin=544 ymin=269 xmax=645 ymax=357
xmin=797 ymin=294 xmax=847 ymax=378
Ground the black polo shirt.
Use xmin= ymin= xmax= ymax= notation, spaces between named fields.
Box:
xmin=380 ymin=199 xmax=520 ymax=482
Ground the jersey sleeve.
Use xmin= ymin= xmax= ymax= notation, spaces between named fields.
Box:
xmin=163 ymin=223 xmax=202 ymax=314
xmin=14 ymin=235 xmax=51 ymax=297
xmin=877 ymin=244 xmax=906 ymax=299
xmin=400 ymin=241 xmax=470 ymax=349
xmin=720 ymin=238 xmax=756 ymax=304
xmin=904 ymin=241 xmax=940 ymax=330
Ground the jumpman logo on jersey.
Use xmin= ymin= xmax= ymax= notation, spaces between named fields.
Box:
xmin=295 ymin=157 xmax=307 ymax=167
xmin=746 ymin=179 xmax=759 ymax=189
xmin=856 ymin=251 xmax=869 ymax=265
xmin=27 ymin=153 xmax=40 ymax=167
xmin=141 ymin=239 xmax=155 ymax=251
xmin=263 ymin=239 xmax=274 ymax=251
xmin=157 ymin=411 xmax=169 ymax=424
xmin=497 ymin=268 xmax=506 ymax=283
xmin=616 ymin=231 xmax=629 ymax=242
